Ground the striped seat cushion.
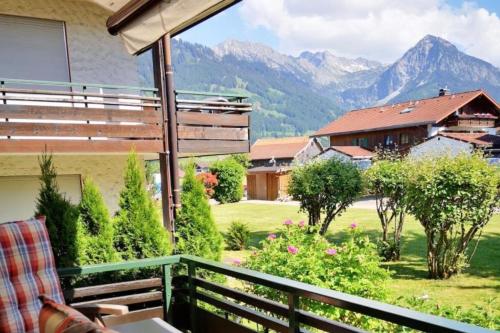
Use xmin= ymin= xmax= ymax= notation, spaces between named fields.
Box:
xmin=0 ymin=217 xmax=64 ymax=333
xmin=38 ymin=295 xmax=119 ymax=333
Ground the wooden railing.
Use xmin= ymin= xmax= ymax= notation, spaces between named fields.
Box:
xmin=0 ymin=78 xmax=163 ymax=153
xmin=175 ymin=90 xmax=251 ymax=155
xmin=0 ymin=80 xmax=252 ymax=154
xmin=58 ymin=255 xmax=494 ymax=333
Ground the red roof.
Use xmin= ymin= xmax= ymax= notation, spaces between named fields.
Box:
xmin=329 ymin=146 xmax=374 ymax=158
xmin=438 ymin=132 xmax=500 ymax=147
xmin=250 ymin=137 xmax=312 ymax=160
xmin=314 ymin=90 xmax=499 ymax=137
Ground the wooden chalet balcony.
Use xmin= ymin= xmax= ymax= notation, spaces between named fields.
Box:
xmin=0 ymin=79 xmax=252 ymax=155
xmin=58 ymin=255 xmax=493 ymax=333
xmin=446 ymin=114 xmax=498 ymax=131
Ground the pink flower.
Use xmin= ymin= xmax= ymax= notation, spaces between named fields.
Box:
xmin=350 ymin=222 xmax=358 ymax=229
xmin=298 ymin=220 xmax=305 ymax=228
xmin=325 ymin=248 xmax=337 ymax=256
xmin=232 ymin=258 xmax=242 ymax=266
xmin=267 ymin=233 xmax=277 ymax=241
xmin=283 ymin=219 xmax=293 ymax=226
xmin=287 ymin=245 xmax=298 ymax=255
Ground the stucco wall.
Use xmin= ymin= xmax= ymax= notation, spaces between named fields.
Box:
xmin=295 ymin=140 xmax=323 ymax=164
xmin=409 ymin=136 xmax=473 ymax=158
xmin=315 ymin=149 xmax=372 ymax=169
xmin=0 ymin=155 xmax=143 ymax=223
xmin=0 ymin=0 xmax=141 ymax=86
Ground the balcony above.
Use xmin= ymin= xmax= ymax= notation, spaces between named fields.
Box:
xmin=0 ymin=78 xmax=162 ymax=155
xmin=175 ymin=90 xmax=252 ymax=156
xmin=0 ymin=79 xmax=252 ymax=156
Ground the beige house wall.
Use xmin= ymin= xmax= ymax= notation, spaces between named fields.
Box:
xmin=0 ymin=0 xmax=141 ymax=86
xmin=0 ymin=155 xmax=144 ymax=223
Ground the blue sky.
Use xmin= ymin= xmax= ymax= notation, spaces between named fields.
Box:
xmin=178 ymin=5 xmax=278 ymax=48
xmin=178 ymin=1 xmax=500 ymax=66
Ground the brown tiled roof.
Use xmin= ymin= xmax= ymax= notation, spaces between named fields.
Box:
xmin=314 ymin=90 xmax=499 ymax=137
xmin=438 ymin=132 xmax=500 ymax=147
xmin=250 ymin=136 xmax=311 ymax=160
xmin=329 ymin=146 xmax=374 ymax=158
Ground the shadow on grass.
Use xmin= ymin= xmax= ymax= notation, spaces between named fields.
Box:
xmin=327 ymin=227 xmax=500 ymax=281
xmin=248 ymin=231 xmax=275 ymax=248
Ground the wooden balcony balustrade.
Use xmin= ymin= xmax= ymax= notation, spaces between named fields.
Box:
xmin=0 ymin=78 xmax=163 ymax=153
xmin=0 ymin=79 xmax=251 ymax=155
xmin=176 ymin=90 xmax=252 ymax=155
xmin=58 ymin=255 xmax=493 ymax=333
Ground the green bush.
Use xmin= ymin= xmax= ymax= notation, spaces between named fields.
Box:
xmin=76 ymin=178 xmax=118 ymax=265
xmin=288 ymin=158 xmax=362 ymax=235
xmin=176 ymin=163 xmax=223 ymax=261
xmin=397 ymin=296 xmax=499 ymax=330
xmin=225 ymin=221 xmax=251 ymax=250
xmin=406 ymin=153 xmax=499 ymax=279
xmin=35 ymin=153 xmax=79 ymax=268
xmin=230 ymin=153 xmax=251 ymax=168
xmin=209 ymin=158 xmax=245 ymax=203
xmin=114 ymin=151 xmax=171 ymax=260
xmin=245 ymin=222 xmax=391 ymax=330
xmin=365 ymin=156 xmax=409 ymax=261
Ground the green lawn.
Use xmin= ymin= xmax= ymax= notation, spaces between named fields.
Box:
xmin=213 ymin=202 xmax=500 ymax=311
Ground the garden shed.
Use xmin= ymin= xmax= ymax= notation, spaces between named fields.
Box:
xmin=247 ymin=137 xmax=322 ymax=200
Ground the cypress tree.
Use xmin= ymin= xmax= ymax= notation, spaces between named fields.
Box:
xmin=35 ymin=153 xmax=79 ymax=268
xmin=114 ymin=151 xmax=171 ymax=260
xmin=77 ymin=178 xmax=118 ymax=265
xmin=176 ymin=162 xmax=223 ymax=261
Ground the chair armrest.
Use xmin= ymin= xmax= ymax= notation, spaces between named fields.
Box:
xmin=73 ymin=303 xmax=129 ymax=317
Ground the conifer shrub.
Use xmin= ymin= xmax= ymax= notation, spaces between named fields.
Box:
xmin=210 ymin=158 xmax=245 ymax=203
xmin=35 ymin=153 xmax=79 ymax=268
xmin=77 ymin=178 xmax=118 ymax=265
xmin=225 ymin=221 xmax=251 ymax=250
xmin=114 ymin=151 xmax=171 ymax=261
xmin=176 ymin=163 xmax=223 ymax=260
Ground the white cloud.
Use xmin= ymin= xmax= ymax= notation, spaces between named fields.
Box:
xmin=239 ymin=0 xmax=500 ymax=67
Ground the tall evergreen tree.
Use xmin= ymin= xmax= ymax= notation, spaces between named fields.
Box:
xmin=77 ymin=178 xmax=118 ymax=265
xmin=114 ymin=151 xmax=171 ymax=260
xmin=36 ymin=153 xmax=79 ymax=267
xmin=176 ymin=163 xmax=223 ymax=261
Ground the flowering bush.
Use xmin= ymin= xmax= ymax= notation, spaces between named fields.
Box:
xmin=244 ymin=220 xmax=391 ymax=329
xmin=196 ymin=172 xmax=218 ymax=198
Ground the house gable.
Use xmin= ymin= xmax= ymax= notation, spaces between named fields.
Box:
xmin=314 ymin=90 xmax=498 ymax=138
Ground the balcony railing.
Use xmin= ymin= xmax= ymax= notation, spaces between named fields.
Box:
xmin=58 ymin=255 xmax=493 ymax=333
xmin=175 ymin=90 xmax=251 ymax=155
xmin=0 ymin=78 xmax=163 ymax=153
xmin=0 ymin=80 xmax=252 ymax=155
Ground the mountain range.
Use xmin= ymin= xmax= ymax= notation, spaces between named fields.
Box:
xmin=139 ymin=35 xmax=500 ymax=140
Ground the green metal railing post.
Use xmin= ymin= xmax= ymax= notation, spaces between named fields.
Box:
xmin=288 ymin=293 xmax=299 ymax=333
xmin=187 ymin=261 xmax=197 ymax=333
xmin=162 ymin=264 xmax=172 ymax=323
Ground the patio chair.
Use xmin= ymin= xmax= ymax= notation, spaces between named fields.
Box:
xmin=0 ymin=217 xmax=128 ymax=333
